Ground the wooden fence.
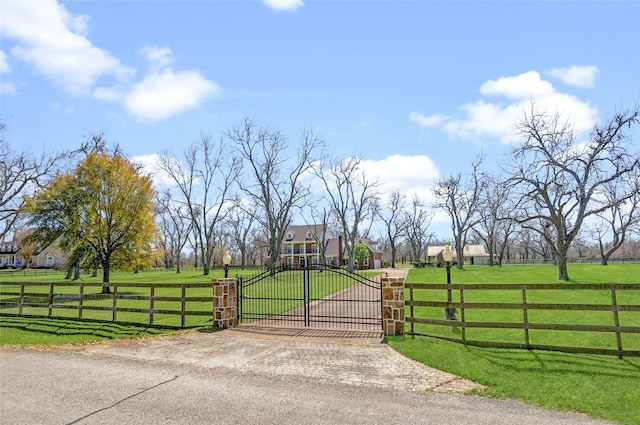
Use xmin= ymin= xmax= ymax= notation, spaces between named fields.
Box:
xmin=406 ymin=283 xmax=640 ymax=358
xmin=0 ymin=282 xmax=215 ymax=328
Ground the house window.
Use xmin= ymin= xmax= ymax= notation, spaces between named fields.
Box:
xmin=287 ymin=257 xmax=293 ymax=265
xmin=311 ymin=245 xmax=318 ymax=253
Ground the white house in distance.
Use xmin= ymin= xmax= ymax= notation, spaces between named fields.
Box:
xmin=427 ymin=244 xmax=491 ymax=266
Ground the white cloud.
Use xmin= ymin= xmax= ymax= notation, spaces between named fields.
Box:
xmin=124 ymin=45 xmax=220 ymax=121
xmin=480 ymin=71 xmax=555 ymax=99
xmin=262 ymin=0 xmax=304 ymax=11
xmin=0 ymin=50 xmax=9 ymax=73
xmin=408 ymin=112 xmax=449 ymax=127
xmin=1 ymin=2 xmax=218 ymax=121
xmin=0 ymin=0 xmax=135 ymax=96
xmin=361 ymin=154 xmax=440 ymax=204
xmin=548 ymin=65 xmax=598 ymax=88
xmin=142 ymin=45 xmax=175 ymax=72
xmin=58 ymin=2 xmax=90 ymax=36
xmin=126 ymin=69 xmax=220 ymax=121
xmin=412 ymin=69 xmax=598 ymax=144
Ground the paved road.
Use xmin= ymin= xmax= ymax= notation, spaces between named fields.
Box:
xmin=0 ymin=330 xmax=611 ymax=424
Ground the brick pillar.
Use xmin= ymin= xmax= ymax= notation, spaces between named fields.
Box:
xmin=212 ymin=278 xmax=238 ymax=329
xmin=382 ymin=276 xmax=405 ymax=336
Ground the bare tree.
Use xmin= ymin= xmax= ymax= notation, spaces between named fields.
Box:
xmin=474 ymin=175 xmax=517 ymax=266
xmin=380 ymin=188 xmax=407 ymax=268
xmin=404 ymin=195 xmax=434 ymax=265
xmin=227 ymin=117 xmax=325 ymax=270
xmin=156 ymin=190 xmax=193 ymax=273
xmin=315 ymin=156 xmax=380 ymax=272
xmin=303 ymin=205 xmax=333 ymax=265
xmin=225 ymin=197 xmax=257 ymax=269
xmin=432 ymin=154 xmax=485 ymax=269
xmin=246 ymin=227 xmax=269 ymax=267
xmin=157 ymin=133 xmax=240 ymax=275
xmin=588 ymin=175 xmax=640 ymax=265
xmin=506 ymin=103 xmax=640 ymax=280
xmin=0 ymin=120 xmax=66 ymax=242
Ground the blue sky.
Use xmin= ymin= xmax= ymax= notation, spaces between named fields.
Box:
xmin=2 ymin=0 xmax=639 ymax=234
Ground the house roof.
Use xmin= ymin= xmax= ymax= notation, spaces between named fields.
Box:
xmin=358 ymin=238 xmax=383 ymax=253
xmin=283 ymin=224 xmax=326 ymax=242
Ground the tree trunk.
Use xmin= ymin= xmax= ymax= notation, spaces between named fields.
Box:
xmin=73 ymin=266 xmax=81 ymax=281
xmin=557 ymin=250 xmax=570 ymax=281
xmin=391 ymin=244 xmax=397 ymax=268
xmin=101 ymin=261 xmax=111 ymax=294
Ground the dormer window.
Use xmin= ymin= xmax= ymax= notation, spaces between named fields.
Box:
xmin=286 ymin=232 xmax=294 ymax=241
xmin=306 ymin=231 xmax=312 ymax=240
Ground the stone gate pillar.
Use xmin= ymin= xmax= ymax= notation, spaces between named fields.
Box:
xmin=212 ymin=278 xmax=238 ymax=329
xmin=382 ymin=276 xmax=405 ymax=336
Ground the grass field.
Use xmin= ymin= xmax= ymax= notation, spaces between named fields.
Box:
xmin=0 ymin=316 xmax=181 ymax=345
xmin=405 ymin=264 xmax=640 ymax=352
xmin=388 ymin=263 xmax=640 ymax=425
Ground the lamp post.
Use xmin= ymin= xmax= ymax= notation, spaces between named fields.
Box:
xmin=222 ymin=251 xmax=232 ymax=278
xmin=442 ymin=245 xmax=457 ymax=321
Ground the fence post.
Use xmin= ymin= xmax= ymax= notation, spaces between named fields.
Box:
xmin=149 ymin=285 xmax=155 ymax=325
xmin=19 ymin=283 xmax=24 ymax=315
xmin=181 ymin=284 xmax=186 ymax=328
xmin=382 ymin=276 xmax=404 ymax=336
xmin=112 ymin=285 xmax=118 ymax=322
xmin=460 ymin=288 xmax=466 ymax=344
xmin=522 ymin=285 xmax=530 ymax=348
xmin=212 ymin=278 xmax=238 ymax=329
xmin=78 ymin=282 xmax=84 ymax=319
xmin=409 ymin=283 xmax=414 ymax=335
xmin=611 ymin=286 xmax=623 ymax=359
xmin=48 ymin=282 xmax=54 ymax=318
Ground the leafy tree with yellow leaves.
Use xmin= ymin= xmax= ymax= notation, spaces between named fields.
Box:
xmin=24 ymin=152 xmax=157 ymax=293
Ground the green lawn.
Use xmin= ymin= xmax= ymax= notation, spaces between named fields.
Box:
xmin=406 ymin=263 xmax=640 ymax=284
xmin=388 ymin=263 xmax=640 ymax=425
xmin=387 ymin=335 xmax=640 ymax=425
xmin=0 ymin=316 xmax=182 ymax=345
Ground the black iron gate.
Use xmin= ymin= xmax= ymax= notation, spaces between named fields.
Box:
xmin=238 ymin=264 xmax=383 ymax=330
